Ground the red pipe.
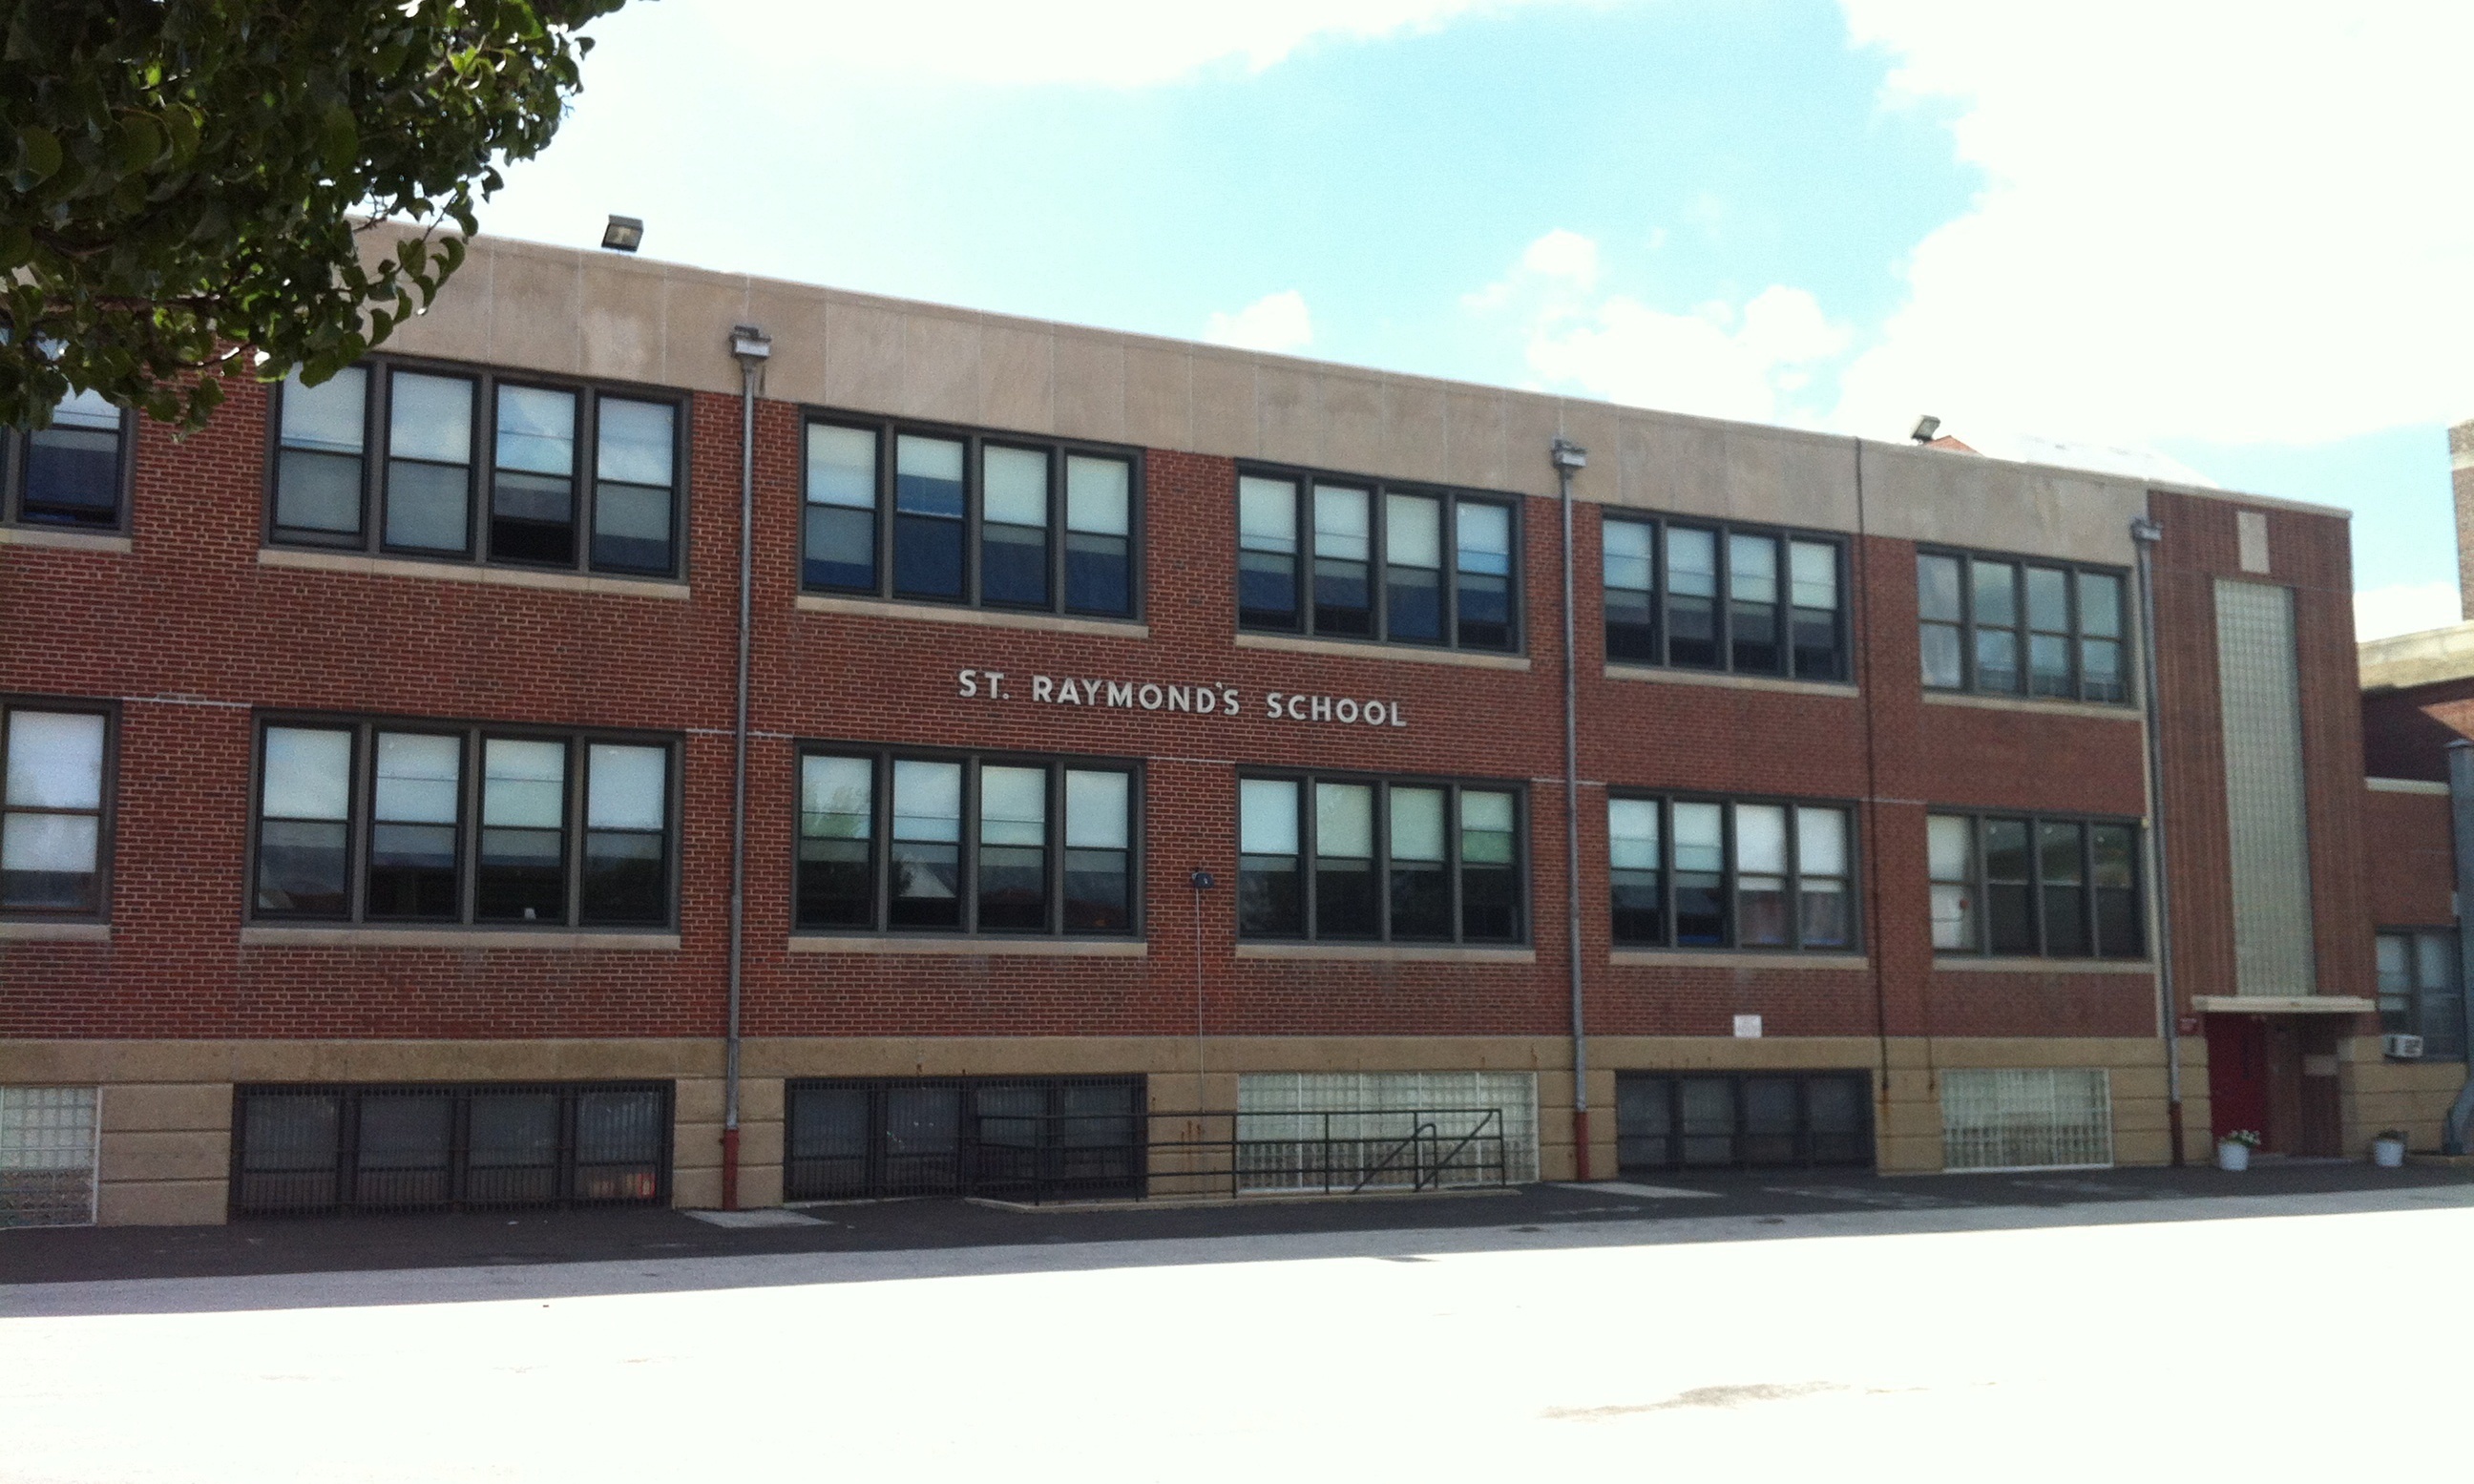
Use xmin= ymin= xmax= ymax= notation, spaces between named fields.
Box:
xmin=721 ymin=1127 xmax=741 ymax=1212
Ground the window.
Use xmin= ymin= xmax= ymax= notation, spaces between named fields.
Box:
xmin=1941 ymin=1068 xmax=2112 ymax=1170
xmin=1 ymin=1086 xmax=100 ymax=1228
xmin=1238 ymin=774 xmax=1522 ymax=943
xmin=1918 ymin=550 xmax=2128 ymax=703
xmin=1238 ymin=470 xmax=1519 ymax=652
xmin=2377 ymin=930 xmax=2466 ymax=1060
xmin=1 ymin=703 xmax=110 ymax=916
xmin=802 ymin=415 xmax=1139 ymax=618
xmin=229 ymin=1081 xmax=670 ymax=1215
xmin=1606 ymin=794 xmax=1854 ymax=951
xmin=1928 ymin=812 xmax=2142 ymax=959
xmin=1617 ymin=1073 xmax=1872 ymax=1171
xmin=250 ymin=720 xmax=675 ymax=929
xmin=4 ymin=387 xmax=131 ymax=532
xmin=1602 ymin=515 xmax=1844 ymax=680
xmin=795 ymin=749 xmax=1136 ymax=936
xmin=268 ymin=362 xmax=685 ymax=578
xmin=785 ymin=1076 xmax=1143 ymax=1202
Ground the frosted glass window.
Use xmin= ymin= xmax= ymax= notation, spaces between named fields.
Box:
xmin=1316 ymin=784 xmax=1373 ymax=858
xmin=1672 ymin=803 xmax=1724 ymax=874
xmin=1603 ymin=518 xmax=1651 ymax=590
xmin=262 ymin=728 xmax=352 ymax=821
xmin=494 ymin=387 xmax=576 ymax=475
xmin=892 ymin=761 xmax=963 ymax=842
xmin=374 ymin=734 xmax=460 ymax=824
xmin=1314 ymin=486 xmax=1371 ymax=562
xmin=1733 ymin=805 xmax=1788 ymax=874
xmin=586 ymin=745 xmax=666 ymax=830
xmin=807 ymin=425 xmax=878 ymax=509
xmin=1065 ymin=770 xmax=1129 ymax=848
xmin=1066 ymin=457 xmax=1130 ymax=534
xmin=1240 ymin=779 xmax=1300 ymax=855
xmin=1797 ymin=807 xmax=1847 ymax=876
xmin=802 ymin=757 xmax=873 ymax=837
xmin=983 ymin=447 xmax=1049 ymax=528
xmin=282 ymin=367 xmax=366 ymax=452
xmin=1390 ymin=787 xmax=1446 ymax=862
xmin=1609 ymin=799 xmax=1659 ymax=868
xmin=1387 ymin=494 xmax=1442 ymax=568
xmin=483 ymin=740 xmax=567 ymax=828
xmin=388 ymin=373 xmax=472 ymax=463
xmin=979 ymin=766 xmax=1048 ymax=846
xmin=5 ymin=712 xmax=103 ymax=810
xmin=595 ymin=401 xmax=674 ymax=487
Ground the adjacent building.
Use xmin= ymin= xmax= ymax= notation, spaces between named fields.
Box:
xmin=0 ymin=232 xmax=2418 ymax=1225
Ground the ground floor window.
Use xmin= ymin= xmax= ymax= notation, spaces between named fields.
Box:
xmin=2378 ymin=930 xmax=2466 ymax=1060
xmin=1939 ymin=1067 xmax=2112 ymax=1170
xmin=230 ymin=1081 xmax=671 ymax=1216
xmin=784 ymin=1076 xmax=1144 ymax=1202
xmin=1 ymin=1086 xmax=99 ymax=1228
xmin=1235 ymin=1072 xmax=1538 ymax=1189
xmin=1615 ymin=1072 xmax=1872 ymax=1171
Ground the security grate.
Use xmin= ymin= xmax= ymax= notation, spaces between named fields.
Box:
xmin=1940 ymin=1068 xmax=2112 ymax=1170
xmin=230 ymin=1081 xmax=671 ymax=1217
xmin=1237 ymin=1072 xmax=1538 ymax=1189
xmin=1 ymin=1086 xmax=99 ymax=1228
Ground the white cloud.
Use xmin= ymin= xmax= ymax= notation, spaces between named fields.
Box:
xmin=685 ymin=1 xmax=1559 ymax=87
xmin=1832 ymin=2 xmax=2474 ymax=447
xmin=1206 ymin=290 xmax=1313 ymax=352
xmin=1471 ymin=230 xmax=1850 ymax=425
xmin=2356 ymin=581 xmax=2462 ymax=642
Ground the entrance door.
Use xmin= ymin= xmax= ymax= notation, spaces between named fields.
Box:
xmin=2205 ymin=1016 xmax=2268 ymax=1144
xmin=2207 ymin=1015 xmax=2343 ymax=1156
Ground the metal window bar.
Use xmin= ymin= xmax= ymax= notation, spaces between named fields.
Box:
xmin=1939 ymin=1068 xmax=2113 ymax=1171
xmin=228 ymin=1081 xmax=672 ymax=1217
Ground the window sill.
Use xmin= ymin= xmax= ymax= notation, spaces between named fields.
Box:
xmin=0 ymin=527 xmax=130 ymax=554
xmin=795 ymin=593 xmax=1149 ymax=639
xmin=2366 ymin=777 xmax=2450 ymax=795
xmin=1235 ymin=942 xmax=1536 ymax=964
xmin=257 ymin=547 xmax=691 ymax=599
xmin=240 ymin=926 xmax=681 ymax=950
xmin=1602 ymin=663 xmax=1856 ymax=698
xmin=1233 ymin=632 xmax=1531 ymax=671
xmin=786 ymin=934 xmax=1148 ymax=956
xmin=1932 ymin=956 xmax=2154 ymax=974
xmin=1609 ymin=949 xmax=1868 ymax=970
xmin=1921 ymin=690 xmax=2140 ymax=721
xmin=0 ymin=920 xmax=111 ymax=943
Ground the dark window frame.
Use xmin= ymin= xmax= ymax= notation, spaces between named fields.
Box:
xmin=245 ymin=714 xmax=682 ymax=931
xmin=2 ymin=399 xmax=136 ymax=533
xmin=1916 ymin=547 xmax=2132 ymax=705
xmin=784 ymin=1075 xmax=1147 ymax=1202
xmin=797 ymin=410 xmax=1145 ymax=621
xmin=1600 ymin=513 xmax=1848 ymax=681
xmin=262 ymin=356 xmax=692 ymax=580
xmin=1234 ymin=769 xmax=1528 ymax=945
xmin=2376 ymin=927 xmax=2466 ymax=1061
xmin=0 ymin=697 xmax=117 ymax=921
xmin=1233 ymin=464 xmax=1524 ymax=655
xmin=1927 ymin=809 xmax=2146 ymax=960
xmin=1604 ymin=789 xmax=1860 ymax=953
xmin=1615 ymin=1071 xmax=1875 ymax=1172
xmin=227 ymin=1080 xmax=673 ymax=1216
xmin=790 ymin=742 xmax=1144 ymax=939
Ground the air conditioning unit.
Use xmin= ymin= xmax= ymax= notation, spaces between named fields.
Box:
xmin=2382 ymin=1034 xmax=2425 ymax=1060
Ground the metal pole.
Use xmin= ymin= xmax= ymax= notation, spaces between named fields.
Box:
xmin=1551 ymin=437 xmax=1590 ymax=1181
xmin=723 ymin=325 xmax=770 ymax=1209
xmin=2443 ymin=741 xmax=2474 ymax=1153
xmin=2130 ymin=514 xmax=2186 ymax=1165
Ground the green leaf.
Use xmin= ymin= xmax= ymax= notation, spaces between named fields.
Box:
xmin=12 ymin=126 xmax=61 ymax=190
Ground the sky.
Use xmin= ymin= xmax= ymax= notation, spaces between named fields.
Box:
xmin=472 ymin=0 xmax=2474 ymax=638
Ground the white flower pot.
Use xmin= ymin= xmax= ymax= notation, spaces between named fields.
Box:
xmin=2216 ymin=1140 xmax=2251 ymax=1172
xmin=2373 ymin=1138 xmax=2406 ymax=1169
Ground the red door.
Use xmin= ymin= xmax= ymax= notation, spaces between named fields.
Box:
xmin=2206 ymin=1015 xmax=2269 ymax=1144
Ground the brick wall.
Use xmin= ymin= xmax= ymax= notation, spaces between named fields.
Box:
xmin=0 ymin=382 xmax=2365 ymax=1053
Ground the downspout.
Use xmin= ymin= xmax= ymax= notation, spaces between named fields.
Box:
xmin=2443 ymin=740 xmax=2474 ymax=1153
xmin=1551 ymin=437 xmax=1590 ymax=1180
xmin=2130 ymin=514 xmax=2186 ymax=1165
xmin=723 ymin=324 xmax=770 ymax=1209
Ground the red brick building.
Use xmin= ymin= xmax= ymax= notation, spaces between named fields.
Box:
xmin=0 ymin=234 xmax=2401 ymax=1224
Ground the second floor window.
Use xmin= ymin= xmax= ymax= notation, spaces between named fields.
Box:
xmin=269 ymin=364 xmax=685 ymax=578
xmin=1238 ymin=775 xmax=1523 ymax=943
xmin=2377 ymin=930 xmax=2465 ymax=1060
xmin=803 ymin=418 xmax=1138 ymax=618
xmin=5 ymin=387 xmax=130 ymax=532
xmin=2 ymin=702 xmax=110 ymax=915
xmin=1928 ymin=812 xmax=2142 ymax=959
xmin=1238 ymin=472 xmax=1518 ymax=652
xmin=796 ymin=749 xmax=1138 ymax=936
xmin=252 ymin=720 xmax=675 ymax=929
xmin=1607 ymin=795 xmax=1854 ymax=951
xmin=1918 ymin=551 xmax=2128 ymax=703
xmin=1603 ymin=516 xmax=1844 ymax=680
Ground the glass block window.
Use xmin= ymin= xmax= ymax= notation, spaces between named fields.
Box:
xmin=0 ymin=1086 xmax=99 ymax=1228
xmin=1237 ymin=1072 xmax=1539 ymax=1188
xmin=1918 ymin=549 xmax=2128 ymax=703
xmin=803 ymin=415 xmax=1139 ymax=618
xmin=1940 ymin=1068 xmax=2113 ymax=1170
xmin=1238 ymin=469 xmax=1520 ymax=653
xmin=269 ymin=362 xmax=685 ymax=578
